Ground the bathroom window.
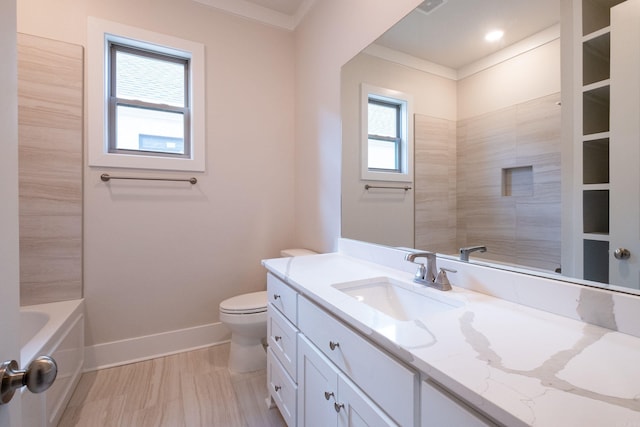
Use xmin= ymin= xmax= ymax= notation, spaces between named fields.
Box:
xmin=367 ymin=98 xmax=402 ymax=172
xmin=87 ymin=17 xmax=206 ymax=171
xmin=361 ymin=84 xmax=413 ymax=182
xmin=109 ymin=43 xmax=190 ymax=158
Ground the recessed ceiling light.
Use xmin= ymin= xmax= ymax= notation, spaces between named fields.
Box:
xmin=485 ymin=30 xmax=504 ymax=42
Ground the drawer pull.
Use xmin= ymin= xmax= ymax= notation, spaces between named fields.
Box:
xmin=334 ymin=402 xmax=344 ymax=413
xmin=274 ymin=335 xmax=282 ymax=342
xmin=329 ymin=341 xmax=340 ymax=351
xmin=274 ymin=385 xmax=281 ymax=392
xmin=324 ymin=391 xmax=334 ymax=401
xmin=273 ymin=294 xmax=281 ymax=300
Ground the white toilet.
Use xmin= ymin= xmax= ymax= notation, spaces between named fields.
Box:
xmin=219 ymin=248 xmax=316 ymax=373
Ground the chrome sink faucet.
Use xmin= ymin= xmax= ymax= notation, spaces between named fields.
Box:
xmin=460 ymin=245 xmax=487 ymax=262
xmin=404 ymin=252 xmax=455 ymax=291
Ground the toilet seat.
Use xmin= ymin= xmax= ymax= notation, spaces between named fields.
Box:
xmin=220 ymin=291 xmax=267 ymax=314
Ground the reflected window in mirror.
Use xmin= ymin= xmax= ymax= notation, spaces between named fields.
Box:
xmin=360 ymin=84 xmax=413 ymax=182
xmin=367 ymin=98 xmax=401 ymax=172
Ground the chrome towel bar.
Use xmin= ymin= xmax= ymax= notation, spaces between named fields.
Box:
xmin=364 ymin=184 xmax=412 ymax=191
xmin=100 ymin=173 xmax=197 ymax=184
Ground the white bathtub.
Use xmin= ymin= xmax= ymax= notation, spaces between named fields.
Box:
xmin=20 ymin=300 xmax=84 ymax=427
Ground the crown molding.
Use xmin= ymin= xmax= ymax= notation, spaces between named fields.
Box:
xmin=193 ymin=0 xmax=315 ymax=31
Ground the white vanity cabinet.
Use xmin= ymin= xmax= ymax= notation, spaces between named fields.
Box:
xmin=298 ymin=296 xmax=417 ymax=427
xmin=266 ymin=272 xmax=497 ymax=427
xmin=267 ymin=273 xmax=300 ymax=426
xmin=298 ymin=335 xmax=397 ymax=426
xmin=421 ymin=380 xmax=497 ymax=427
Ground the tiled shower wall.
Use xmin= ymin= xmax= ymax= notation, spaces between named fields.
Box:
xmin=414 ymin=114 xmax=458 ymax=254
xmin=18 ymin=33 xmax=83 ymax=305
xmin=415 ymin=93 xmax=562 ymax=272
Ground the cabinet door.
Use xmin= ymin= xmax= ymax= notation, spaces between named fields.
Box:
xmin=298 ymin=336 xmax=338 ymax=427
xmin=610 ymin=0 xmax=640 ymax=289
xmin=336 ymin=376 xmax=397 ymax=427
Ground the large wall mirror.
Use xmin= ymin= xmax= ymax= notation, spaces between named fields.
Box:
xmin=341 ymin=0 xmax=640 ymax=294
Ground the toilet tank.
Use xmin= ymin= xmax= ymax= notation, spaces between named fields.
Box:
xmin=280 ymin=248 xmax=317 ymax=257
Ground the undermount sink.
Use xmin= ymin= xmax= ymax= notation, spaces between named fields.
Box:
xmin=332 ymin=277 xmax=462 ymax=321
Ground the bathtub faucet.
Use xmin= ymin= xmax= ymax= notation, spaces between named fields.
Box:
xmin=460 ymin=245 xmax=487 ymax=262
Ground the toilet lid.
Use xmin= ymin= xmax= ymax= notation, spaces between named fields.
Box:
xmin=220 ymin=291 xmax=268 ymax=314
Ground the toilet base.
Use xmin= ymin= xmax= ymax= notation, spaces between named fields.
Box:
xmin=228 ymin=335 xmax=267 ymax=373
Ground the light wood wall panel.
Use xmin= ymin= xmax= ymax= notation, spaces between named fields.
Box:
xmin=414 ymin=114 xmax=457 ymax=254
xmin=18 ymin=33 xmax=83 ymax=305
xmin=456 ymin=93 xmax=561 ymax=271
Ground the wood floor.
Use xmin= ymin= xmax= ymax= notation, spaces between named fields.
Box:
xmin=58 ymin=343 xmax=286 ymax=427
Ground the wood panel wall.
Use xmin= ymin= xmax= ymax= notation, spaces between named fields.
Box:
xmin=414 ymin=114 xmax=457 ymax=254
xmin=414 ymin=93 xmax=561 ymax=272
xmin=456 ymin=93 xmax=562 ymax=271
xmin=18 ymin=33 xmax=83 ymax=305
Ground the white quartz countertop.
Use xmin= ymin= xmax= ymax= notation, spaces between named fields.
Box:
xmin=263 ymin=253 xmax=640 ymax=427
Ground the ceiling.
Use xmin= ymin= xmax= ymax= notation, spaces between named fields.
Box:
xmin=374 ymin=0 xmax=560 ymax=70
xmin=195 ymin=0 xmax=560 ymax=67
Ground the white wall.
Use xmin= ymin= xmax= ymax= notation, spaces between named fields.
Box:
xmin=18 ymin=0 xmax=296 ymax=352
xmin=341 ymin=53 xmax=456 ymax=247
xmin=293 ymin=0 xmax=423 ymax=252
xmin=458 ymin=39 xmax=561 ymax=119
xmin=15 ymin=0 xmax=424 ymax=361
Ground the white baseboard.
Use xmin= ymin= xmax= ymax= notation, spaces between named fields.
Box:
xmin=84 ymin=322 xmax=230 ymax=372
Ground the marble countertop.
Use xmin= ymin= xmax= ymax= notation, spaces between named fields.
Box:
xmin=263 ymin=253 xmax=640 ymax=427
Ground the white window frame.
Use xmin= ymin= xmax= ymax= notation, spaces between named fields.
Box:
xmin=361 ymin=83 xmax=413 ymax=182
xmin=88 ymin=17 xmax=206 ymax=171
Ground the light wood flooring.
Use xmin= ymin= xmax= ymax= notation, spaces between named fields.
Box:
xmin=58 ymin=343 xmax=286 ymax=427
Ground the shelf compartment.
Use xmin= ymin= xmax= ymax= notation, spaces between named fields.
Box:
xmin=582 ymin=0 xmax=626 ymax=36
xmin=583 ymin=239 xmax=609 ymax=283
xmin=583 ymin=138 xmax=609 ymax=184
xmin=583 ymin=189 xmax=609 ymax=234
xmin=583 ymin=32 xmax=610 ymax=85
xmin=583 ymin=85 xmax=610 ymax=135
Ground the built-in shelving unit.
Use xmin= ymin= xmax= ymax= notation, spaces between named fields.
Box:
xmin=579 ymin=0 xmax=625 ymax=283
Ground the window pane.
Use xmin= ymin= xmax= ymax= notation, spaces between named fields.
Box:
xmin=115 ymin=105 xmax=184 ymax=154
xmin=368 ymin=101 xmax=398 ymax=137
xmin=116 ymin=50 xmax=185 ymax=107
xmin=368 ymin=139 xmax=398 ymax=170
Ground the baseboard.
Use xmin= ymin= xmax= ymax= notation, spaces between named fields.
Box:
xmin=83 ymin=322 xmax=230 ymax=371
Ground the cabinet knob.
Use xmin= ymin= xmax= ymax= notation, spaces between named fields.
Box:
xmin=324 ymin=391 xmax=334 ymax=401
xmin=329 ymin=341 xmax=340 ymax=351
xmin=274 ymin=385 xmax=281 ymax=392
xmin=334 ymin=402 xmax=344 ymax=413
xmin=614 ymin=248 xmax=631 ymax=260
xmin=274 ymin=335 xmax=282 ymax=342
xmin=273 ymin=294 xmax=281 ymax=300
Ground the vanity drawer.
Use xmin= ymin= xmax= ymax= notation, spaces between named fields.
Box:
xmin=298 ymin=296 xmax=417 ymax=427
xmin=268 ymin=303 xmax=298 ymax=381
xmin=267 ymin=273 xmax=298 ymax=325
xmin=268 ymin=349 xmax=297 ymax=427
xmin=421 ymin=380 xmax=497 ymax=427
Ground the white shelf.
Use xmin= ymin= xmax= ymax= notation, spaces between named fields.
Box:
xmin=583 ymin=79 xmax=610 ymax=92
xmin=583 ymin=26 xmax=611 ymax=43
xmin=582 ymin=233 xmax=610 ymax=242
xmin=583 ymin=183 xmax=609 ymax=191
xmin=582 ymin=131 xmax=610 ymax=141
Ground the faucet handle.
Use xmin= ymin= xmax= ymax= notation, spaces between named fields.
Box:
xmin=435 ymin=267 xmax=456 ymax=291
xmin=414 ymin=263 xmax=427 ymax=282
